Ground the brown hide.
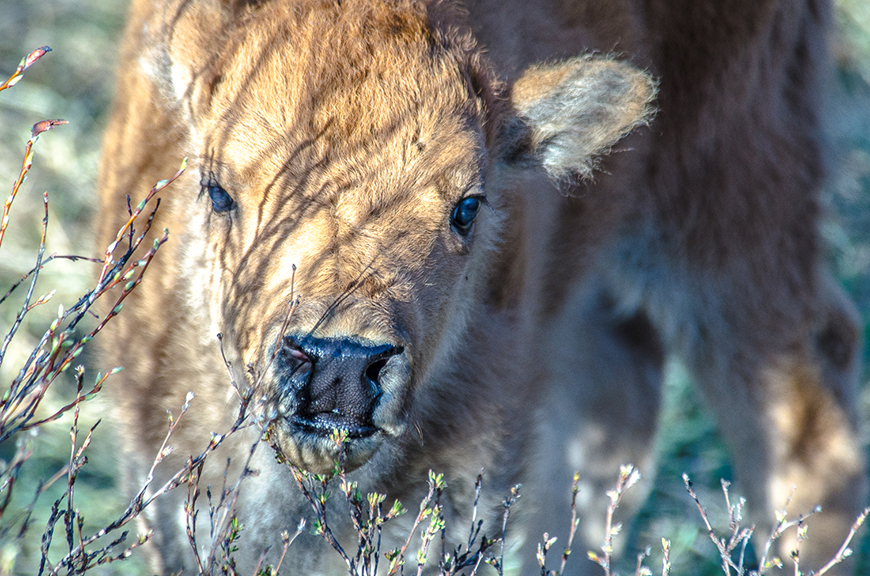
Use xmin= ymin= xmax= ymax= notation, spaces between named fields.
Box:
xmin=96 ymin=0 xmax=864 ymax=573
xmin=468 ymin=0 xmax=865 ymax=570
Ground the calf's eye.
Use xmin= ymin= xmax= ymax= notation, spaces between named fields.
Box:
xmin=206 ymin=184 xmax=234 ymax=212
xmin=450 ymin=197 xmax=482 ymax=235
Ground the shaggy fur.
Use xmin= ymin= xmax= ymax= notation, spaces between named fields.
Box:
xmin=97 ymin=0 xmax=863 ymax=573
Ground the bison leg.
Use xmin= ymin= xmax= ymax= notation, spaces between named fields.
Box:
xmin=525 ymin=280 xmax=664 ymax=575
xmin=676 ymin=268 xmax=866 ymax=570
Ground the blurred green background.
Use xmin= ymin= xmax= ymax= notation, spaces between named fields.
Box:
xmin=0 ymin=0 xmax=868 ymax=574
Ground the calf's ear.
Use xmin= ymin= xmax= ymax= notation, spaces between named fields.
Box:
xmin=500 ymin=55 xmax=656 ymax=181
xmin=139 ymin=0 xmax=251 ymax=116
xmin=162 ymin=1 xmax=233 ymax=111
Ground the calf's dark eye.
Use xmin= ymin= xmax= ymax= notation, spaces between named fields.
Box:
xmin=450 ymin=197 xmax=482 ymax=235
xmin=207 ymin=184 xmax=234 ymax=212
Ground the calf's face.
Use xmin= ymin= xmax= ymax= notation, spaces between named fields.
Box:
xmin=161 ymin=0 xmax=654 ymax=473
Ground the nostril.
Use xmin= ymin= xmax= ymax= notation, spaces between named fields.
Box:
xmin=281 ymin=340 xmax=312 ymax=375
xmin=281 ymin=337 xmax=312 ymax=362
xmin=288 ymin=347 xmax=311 ymax=362
xmin=365 ymin=358 xmax=389 ymax=386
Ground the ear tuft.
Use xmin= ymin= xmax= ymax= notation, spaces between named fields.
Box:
xmin=503 ymin=55 xmax=657 ymax=181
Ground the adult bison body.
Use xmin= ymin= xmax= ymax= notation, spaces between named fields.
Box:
xmin=97 ymin=0 xmax=864 ymax=573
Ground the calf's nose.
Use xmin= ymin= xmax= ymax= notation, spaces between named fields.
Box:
xmin=279 ymin=335 xmax=403 ymax=436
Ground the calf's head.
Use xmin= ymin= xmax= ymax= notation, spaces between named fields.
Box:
xmin=154 ymin=0 xmax=654 ymax=473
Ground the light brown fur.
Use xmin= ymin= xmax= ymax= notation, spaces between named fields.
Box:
xmin=97 ymin=0 xmax=864 ymax=573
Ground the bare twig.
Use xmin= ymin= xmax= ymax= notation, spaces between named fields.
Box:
xmin=0 ymin=158 xmax=186 ymax=444
xmin=816 ymin=507 xmax=870 ymax=575
xmin=558 ymin=472 xmax=582 ymax=575
xmin=40 ymin=390 xmax=253 ymax=575
xmin=661 ymin=538 xmax=671 ymax=576
xmin=0 ymin=46 xmax=51 ymax=93
xmin=0 ymin=119 xmax=66 ymax=251
xmin=588 ymin=464 xmax=641 ymax=576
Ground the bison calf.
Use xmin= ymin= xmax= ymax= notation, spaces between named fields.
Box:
xmin=97 ymin=0 xmax=864 ymax=573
